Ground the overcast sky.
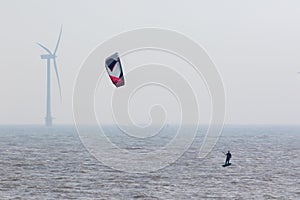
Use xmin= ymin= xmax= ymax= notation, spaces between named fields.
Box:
xmin=0 ymin=0 xmax=300 ymax=125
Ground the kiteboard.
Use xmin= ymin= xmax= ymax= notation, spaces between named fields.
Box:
xmin=222 ymin=163 xmax=231 ymax=167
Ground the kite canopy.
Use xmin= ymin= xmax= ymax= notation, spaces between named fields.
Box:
xmin=105 ymin=52 xmax=125 ymax=87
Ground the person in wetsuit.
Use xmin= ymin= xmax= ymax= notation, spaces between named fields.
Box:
xmin=225 ymin=151 xmax=231 ymax=165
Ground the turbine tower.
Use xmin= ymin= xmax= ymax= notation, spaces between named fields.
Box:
xmin=37 ymin=26 xmax=62 ymax=126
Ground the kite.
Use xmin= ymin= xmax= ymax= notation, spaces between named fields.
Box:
xmin=105 ymin=52 xmax=125 ymax=87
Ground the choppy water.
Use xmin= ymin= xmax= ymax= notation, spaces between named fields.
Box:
xmin=0 ymin=125 xmax=299 ymax=199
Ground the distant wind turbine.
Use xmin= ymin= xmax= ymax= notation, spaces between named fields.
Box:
xmin=37 ymin=26 xmax=62 ymax=126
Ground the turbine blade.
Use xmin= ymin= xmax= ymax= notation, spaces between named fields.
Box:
xmin=37 ymin=43 xmax=52 ymax=54
xmin=53 ymin=25 xmax=63 ymax=55
xmin=53 ymin=58 xmax=62 ymax=101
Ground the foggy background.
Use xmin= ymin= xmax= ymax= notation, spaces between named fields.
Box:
xmin=0 ymin=0 xmax=300 ymax=125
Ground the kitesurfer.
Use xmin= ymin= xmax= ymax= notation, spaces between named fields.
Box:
xmin=224 ymin=151 xmax=231 ymax=165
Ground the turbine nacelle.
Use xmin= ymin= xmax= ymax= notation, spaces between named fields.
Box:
xmin=40 ymin=54 xmax=56 ymax=59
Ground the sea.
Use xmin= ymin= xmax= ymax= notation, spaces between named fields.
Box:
xmin=0 ymin=125 xmax=299 ymax=199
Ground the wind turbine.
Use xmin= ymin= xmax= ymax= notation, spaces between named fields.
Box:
xmin=37 ymin=26 xmax=62 ymax=126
